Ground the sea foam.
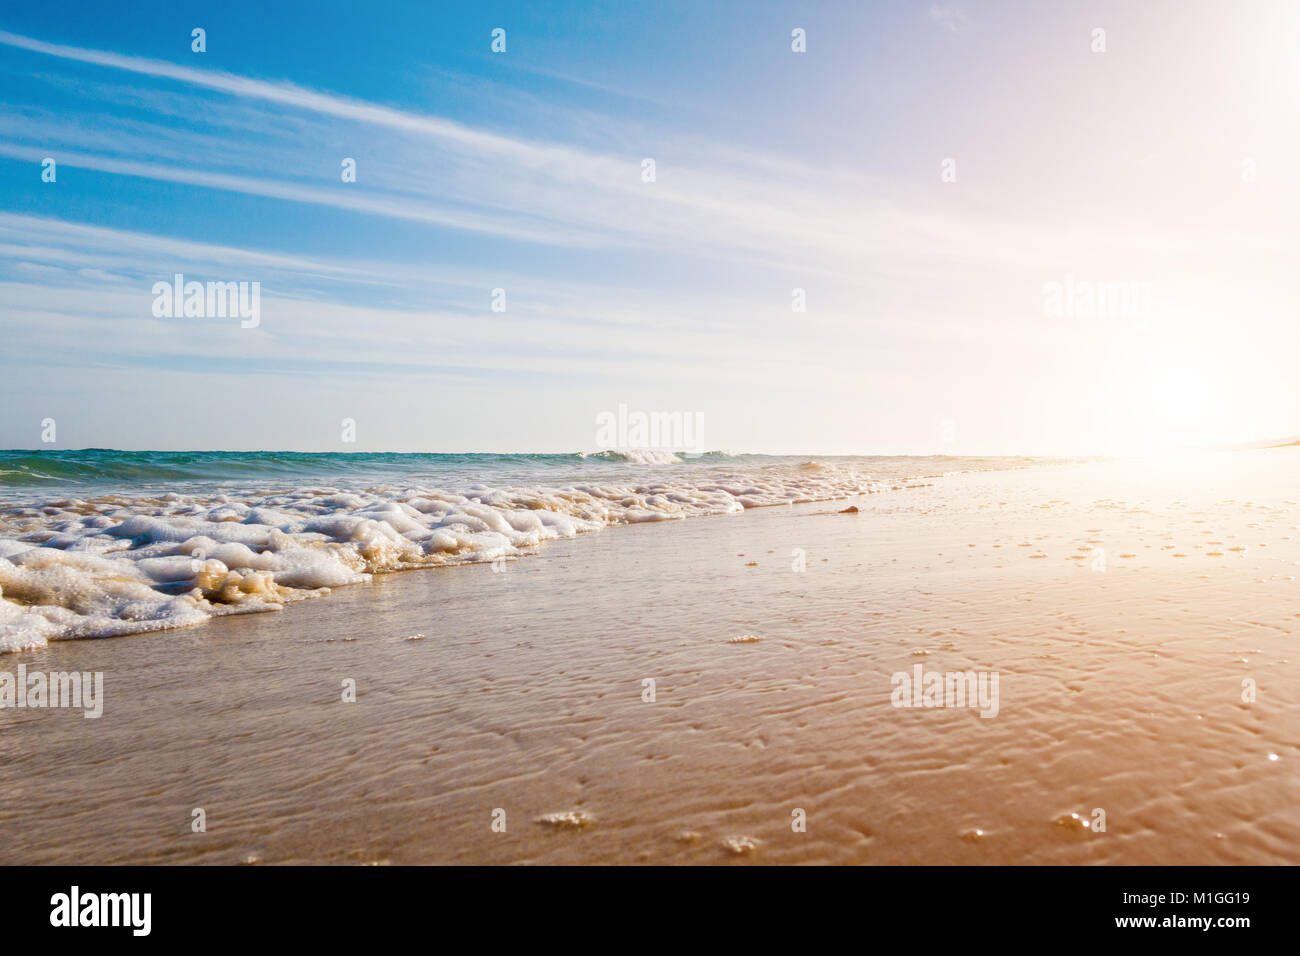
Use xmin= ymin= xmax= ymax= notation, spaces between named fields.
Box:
xmin=0 ymin=461 xmax=880 ymax=651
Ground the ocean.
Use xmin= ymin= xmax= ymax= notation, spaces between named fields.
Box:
xmin=0 ymin=449 xmax=1048 ymax=653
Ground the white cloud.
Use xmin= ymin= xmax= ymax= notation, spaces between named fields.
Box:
xmin=928 ymin=4 xmax=969 ymax=33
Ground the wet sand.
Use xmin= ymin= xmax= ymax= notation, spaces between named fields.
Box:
xmin=2 ymin=450 xmax=1297 ymax=864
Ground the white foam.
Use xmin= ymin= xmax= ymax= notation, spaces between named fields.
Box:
xmin=0 ymin=462 xmax=880 ymax=650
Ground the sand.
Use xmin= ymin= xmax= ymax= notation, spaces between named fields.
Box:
xmin=1 ymin=449 xmax=1296 ymax=864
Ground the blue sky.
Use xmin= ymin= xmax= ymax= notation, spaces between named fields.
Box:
xmin=2 ymin=1 xmax=1298 ymax=454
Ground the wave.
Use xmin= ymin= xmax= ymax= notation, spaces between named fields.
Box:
xmin=0 ymin=450 xmax=1064 ymax=653
xmin=582 ymin=449 xmax=683 ymax=464
xmin=0 ymin=449 xmax=753 ymax=488
xmin=0 ymin=459 xmax=885 ymax=652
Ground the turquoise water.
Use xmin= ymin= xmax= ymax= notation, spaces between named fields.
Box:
xmin=0 ymin=448 xmax=1049 ymax=494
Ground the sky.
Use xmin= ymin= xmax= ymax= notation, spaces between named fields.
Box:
xmin=1 ymin=0 xmax=1298 ymax=455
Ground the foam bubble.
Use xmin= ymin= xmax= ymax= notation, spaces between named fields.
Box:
xmin=0 ymin=462 xmax=881 ymax=650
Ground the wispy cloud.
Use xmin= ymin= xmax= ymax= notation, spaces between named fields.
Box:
xmin=0 ymin=27 xmax=998 ymax=276
xmin=928 ymin=4 xmax=969 ymax=34
xmin=2 ymin=11 xmax=1297 ymax=454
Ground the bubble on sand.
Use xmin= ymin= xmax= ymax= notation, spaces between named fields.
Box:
xmin=1054 ymin=812 xmax=1091 ymax=831
xmin=727 ymin=634 xmax=762 ymax=644
xmin=961 ymin=828 xmax=986 ymax=842
xmin=536 ymin=811 xmax=594 ymax=829
xmin=722 ymin=836 xmax=758 ymax=855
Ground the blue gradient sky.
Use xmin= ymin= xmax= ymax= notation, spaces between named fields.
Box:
xmin=2 ymin=1 xmax=1298 ymax=454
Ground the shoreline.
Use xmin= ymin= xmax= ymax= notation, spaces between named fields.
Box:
xmin=0 ymin=454 xmax=1040 ymax=653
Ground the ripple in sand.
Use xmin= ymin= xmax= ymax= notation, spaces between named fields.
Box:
xmin=536 ymin=811 xmax=594 ymax=829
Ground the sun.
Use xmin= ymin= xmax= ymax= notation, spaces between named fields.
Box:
xmin=1126 ymin=343 xmax=1236 ymax=454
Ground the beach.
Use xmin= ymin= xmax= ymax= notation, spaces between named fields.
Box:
xmin=1 ymin=449 xmax=1296 ymax=865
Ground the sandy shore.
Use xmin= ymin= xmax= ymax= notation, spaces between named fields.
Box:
xmin=2 ymin=450 xmax=1297 ymax=864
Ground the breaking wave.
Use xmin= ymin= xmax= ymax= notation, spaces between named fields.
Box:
xmin=0 ymin=450 xmax=1050 ymax=652
xmin=0 ymin=458 xmax=884 ymax=652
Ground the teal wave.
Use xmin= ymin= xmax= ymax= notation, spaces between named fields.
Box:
xmin=0 ymin=449 xmax=735 ymax=487
xmin=0 ymin=448 xmax=1052 ymax=491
